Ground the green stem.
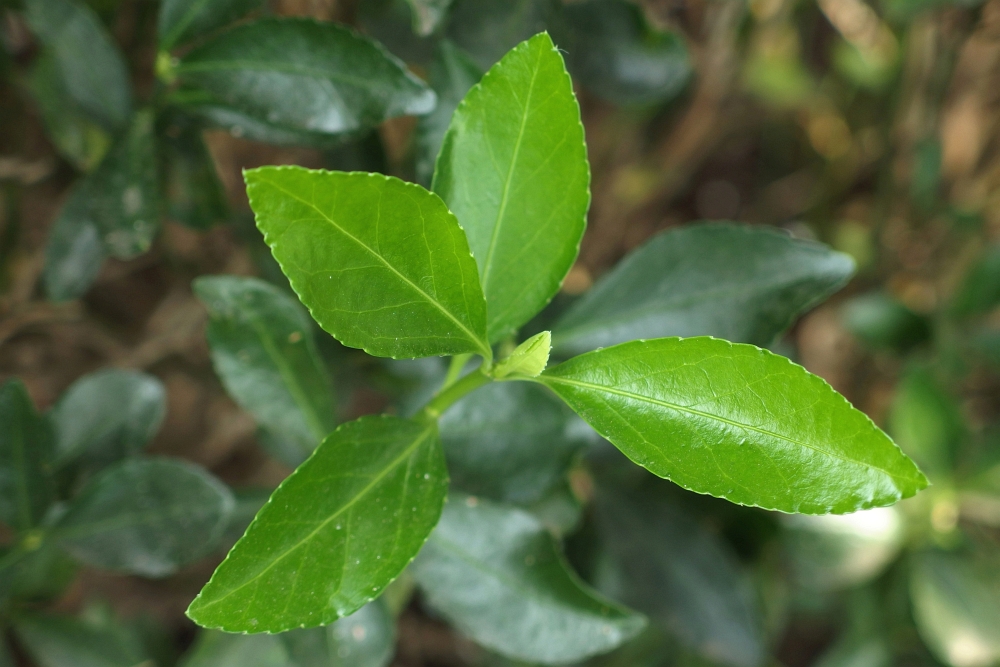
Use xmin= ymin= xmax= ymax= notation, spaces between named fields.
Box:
xmin=418 ymin=367 xmax=492 ymax=421
xmin=441 ymin=354 xmax=472 ymax=389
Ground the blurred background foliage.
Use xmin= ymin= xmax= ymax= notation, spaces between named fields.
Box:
xmin=2 ymin=0 xmax=1000 ymax=665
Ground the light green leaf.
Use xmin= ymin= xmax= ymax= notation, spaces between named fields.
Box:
xmin=247 ymin=166 xmax=490 ymax=359
xmin=405 ymin=0 xmax=453 ymax=35
xmin=158 ymin=0 xmax=264 ymax=50
xmin=493 ymin=330 xmax=550 ymax=379
xmin=434 ymin=32 xmax=589 ymax=343
xmin=176 ymin=18 xmax=435 ymax=137
xmin=43 ymin=185 xmax=106 ymax=302
xmin=54 ymin=458 xmax=234 ymax=576
xmin=0 ymin=379 xmax=55 ymax=531
xmin=50 ymin=369 xmax=166 ymax=467
xmin=23 ymin=0 xmax=132 ymax=130
xmin=412 ymin=494 xmax=646 ymax=664
xmin=283 ymin=600 xmax=396 ymax=667
xmin=159 ymin=115 xmax=229 ymax=230
xmin=540 ymin=337 xmax=928 ymax=514
xmin=180 ymin=632 xmax=292 ymax=667
xmin=195 ymin=276 xmax=336 ymax=466
xmin=187 ymin=415 xmax=448 ymax=633
xmin=551 ymin=224 xmax=855 ymax=356
xmin=14 ymin=614 xmax=149 ymax=667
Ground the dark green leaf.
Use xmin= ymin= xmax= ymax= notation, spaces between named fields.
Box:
xmin=952 ymin=244 xmax=1000 ymax=318
xmin=412 ymin=494 xmax=646 ymax=664
xmin=54 ymin=458 xmax=234 ymax=576
xmin=176 ymin=18 xmax=435 ymax=137
xmin=551 ymin=224 xmax=855 ymax=356
xmin=594 ymin=490 xmax=764 ymax=667
xmin=540 ymin=337 xmax=928 ymax=514
xmin=0 ymin=540 xmax=77 ymax=601
xmin=187 ymin=415 xmax=448 ymax=632
xmin=247 ymin=166 xmax=490 ymax=359
xmin=445 ymin=0 xmax=559 ymax=69
xmin=283 ymin=600 xmax=396 ymax=667
xmin=159 ymin=115 xmax=229 ymax=230
xmin=0 ymin=379 xmax=55 ymax=530
xmin=158 ymin=0 xmax=264 ymax=50
xmin=195 ymin=276 xmax=337 ymax=466
xmin=23 ymin=0 xmax=132 ymax=130
xmin=889 ymin=367 xmax=964 ymax=478
xmin=50 ymin=369 xmax=166 ymax=467
xmin=434 ymin=32 xmax=589 ymax=343
xmin=560 ymin=0 xmax=691 ymax=105
xmin=0 ymin=640 xmax=11 ymax=667
xmin=439 ymin=381 xmax=592 ymax=504
xmin=405 ymin=0 xmax=453 ymax=35
xmin=180 ymin=632 xmax=292 ymax=667
xmin=43 ymin=186 xmax=106 ymax=302
xmin=14 ymin=614 xmax=149 ymax=667
xmin=841 ymin=291 xmax=931 ymax=352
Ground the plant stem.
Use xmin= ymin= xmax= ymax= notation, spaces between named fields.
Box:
xmin=441 ymin=353 xmax=472 ymax=389
xmin=418 ymin=366 xmax=492 ymax=421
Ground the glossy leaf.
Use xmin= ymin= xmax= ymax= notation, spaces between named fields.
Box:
xmin=0 ymin=379 xmax=55 ymax=531
xmin=14 ymin=614 xmax=149 ymax=667
xmin=43 ymin=185 xmax=106 ymax=302
xmin=445 ymin=0 xmax=559 ymax=69
xmin=551 ymin=224 xmax=855 ymax=355
xmin=412 ymin=494 xmax=646 ymax=664
xmin=23 ymin=0 xmax=132 ymax=130
xmin=54 ymin=458 xmax=234 ymax=576
xmin=187 ymin=415 xmax=448 ymax=633
xmin=195 ymin=276 xmax=336 ymax=466
xmin=50 ymin=368 xmax=166 ymax=466
xmin=594 ymin=489 xmax=764 ymax=667
xmin=158 ymin=0 xmax=264 ymax=50
xmin=434 ymin=32 xmax=589 ymax=343
xmin=176 ymin=18 xmax=435 ymax=137
xmin=247 ymin=166 xmax=490 ymax=359
xmin=180 ymin=632 xmax=292 ymax=667
xmin=282 ymin=600 xmax=396 ymax=667
xmin=540 ymin=337 xmax=928 ymax=514
xmin=405 ymin=0 xmax=453 ymax=35
xmin=439 ymin=381 xmax=592 ymax=504
xmin=159 ymin=116 xmax=229 ymax=230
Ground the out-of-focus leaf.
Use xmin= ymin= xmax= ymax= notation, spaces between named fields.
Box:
xmin=23 ymin=0 xmax=132 ymax=130
xmin=195 ymin=276 xmax=336 ymax=467
xmin=594 ymin=489 xmax=764 ymax=667
xmin=889 ymin=367 xmax=964 ymax=478
xmin=842 ymin=291 xmax=931 ymax=351
xmin=50 ymin=369 xmax=166 ymax=467
xmin=14 ymin=613 xmax=150 ymax=667
xmin=559 ymin=0 xmax=691 ymax=105
xmin=158 ymin=0 xmax=264 ymax=50
xmin=413 ymin=494 xmax=646 ymax=664
xmin=0 ymin=379 xmax=55 ymax=531
xmin=527 ymin=479 xmax=583 ymax=536
xmin=187 ymin=416 xmax=448 ymax=633
xmin=0 ymin=540 xmax=77 ymax=601
xmin=814 ymin=635 xmax=891 ymax=667
xmin=54 ymin=458 xmax=234 ymax=576
xmin=953 ymin=245 xmax=1000 ymax=318
xmin=405 ymin=0 xmax=453 ymax=35
xmin=282 ymin=600 xmax=396 ymax=667
xmin=159 ymin=115 xmax=228 ymax=229
xmin=0 ymin=641 xmax=11 ymax=667
xmin=177 ymin=18 xmax=435 ymax=138
xmin=552 ymin=224 xmax=855 ymax=356
xmin=911 ymin=139 xmax=942 ymax=211
xmin=911 ymin=550 xmax=1000 ymax=667
xmin=833 ymin=39 xmax=898 ymax=91
xmin=43 ymin=186 xmax=106 ymax=302
xmin=180 ymin=632 xmax=292 ymax=667
xmin=439 ymin=381 xmax=592 ymax=504
xmin=882 ymin=0 xmax=987 ymax=21
xmin=415 ymin=40 xmax=482 ymax=185
xmin=445 ymin=0 xmax=559 ymax=69
xmin=782 ymin=507 xmax=904 ymax=591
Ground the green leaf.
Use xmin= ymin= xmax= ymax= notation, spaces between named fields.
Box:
xmin=180 ymin=632 xmax=292 ymax=667
xmin=952 ymin=244 xmax=1000 ymax=318
xmin=551 ymin=224 xmax=855 ymax=356
xmin=158 ymin=0 xmax=264 ymax=50
xmin=540 ymin=337 xmax=928 ymax=514
xmin=54 ymin=458 xmax=234 ymax=576
xmin=415 ymin=40 xmax=482 ymax=184
xmin=493 ymin=330 xmax=550 ymax=379
xmin=0 ymin=539 xmax=77 ymax=602
xmin=0 ymin=379 xmax=55 ymax=531
xmin=14 ymin=614 xmax=150 ymax=667
xmin=43 ymin=185 xmax=106 ymax=302
xmin=176 ymin=18 xmax=435 ymax=137
xmin=445 ymin=0 xmax=559 ymax=69
xmin=559 ymin=0 xmax=691 ymax=105
xmin=889 ymin=367 xmax=964 ymax=478
xmin=439 ymin=380 xmax=591 ymax=504
xmin=23 ymin=0 xmax=132 ymax=130
xmin=246 ymin=166 xmax=490 ymax=359
xmin=194 ymin=276 xmax=337 ymax=466
xmin=594 ymin=489 xmax=764 ymax=667
xmin=841 ymin=291 xmax=931 ymax=352
xmin=50 ymin=369 xmax=166 ymax=467
xmin=412 ymin=494 xmax=646 ymax=664
xmin=405 ymin=0 xmax=453 ymax=35
xmin=434 ymin=32 xmax=589 ymax=343
xmin=159 ymin=114 xmax=229 ymax=230
xmin=218 ymin=486 xmax=272 ymax=552
xmin=187 ymin=415 xmax=448 ymax=633
xmin=282 ymin=600 xmax=396 ymax=667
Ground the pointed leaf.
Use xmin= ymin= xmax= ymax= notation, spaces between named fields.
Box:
xmin=552 ymin=224 xmax=855 ymax=355
xmin=433 ymin=32 xmax=590 ymax=343
xmin=187 ymin=415 xmax=448 ymax=633
xmin=412 ymin=494 xmax=646 ymax=664
xmin=0 ymin=379 xmax=55 ymax=530
xmin=176 ymin=18 xmax=435 ymax=137
xmin=282 ymin=600 xmax=396 ymax=667
xmin=158 ymin=0 xmax=264 ymax=50
xmin=247 ymin=166 xmax=490 ymax=359
xmin=540 ymin=337 xmax=928 ymax=514
xmin=493 ymin=330 xmax=550 ymax=379
xmin=195 ymin=276 xmax=336 ymax=466
xmin=54 ymin=458 xmax=234 ymax=576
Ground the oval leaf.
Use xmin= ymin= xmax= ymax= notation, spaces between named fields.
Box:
xmin=433 ymin=32 xmax=590 ymax=343
xmin=187 ymin=415 xmax=448 ymax=633
xmin=0 ymin=379 xmax=55 ymax=531
xmin=54 ymin=458 xmax=234 ymax=576
xmin=246 ymin=166 xmax=490 ymax=359
xmin=412 ymin=494 xmax=645 ymax=664
xmin=176 ymin=18 xmax=435 ymax=137
xmin=195 ymin=276 xmax=336 ymax=466
xmin=540 ymin=337 xmax=928 ymax=514
xmin=552 ymin=224 xmax=855 ymax=355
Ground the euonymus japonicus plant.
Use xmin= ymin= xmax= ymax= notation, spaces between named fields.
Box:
xmin=183 ymin=33 xmax=929 ymax=665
